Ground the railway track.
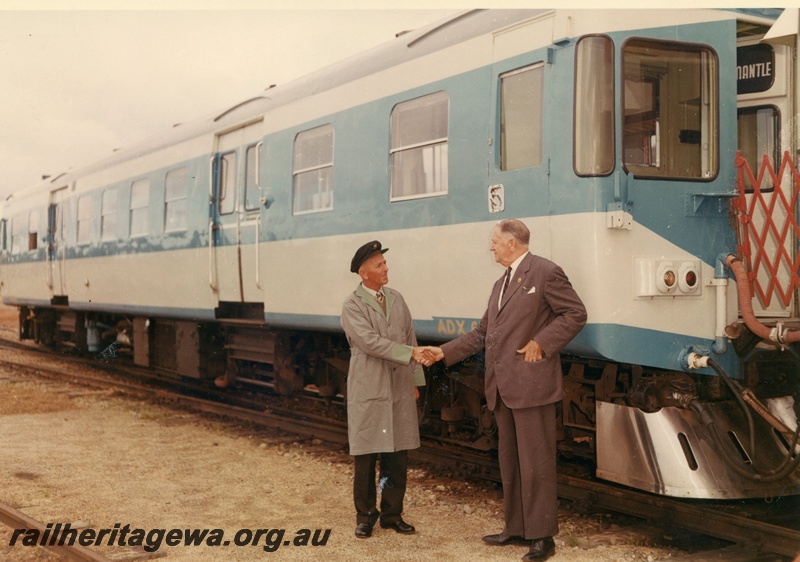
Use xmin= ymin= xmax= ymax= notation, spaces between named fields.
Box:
xmin=1 ymin=336 xmax=798 ymax=560
xmin=0 ymin=501 xmax=111 ymax=562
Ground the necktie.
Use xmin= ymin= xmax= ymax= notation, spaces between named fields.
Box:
xmin=376 ymin=291 xmax=386 ymax=313
xmin=501 ymin=267 xmax=512 ymax=301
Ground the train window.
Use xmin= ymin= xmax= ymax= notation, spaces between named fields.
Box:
xmin=165 ymin=167 xmax=188 ymax=232
xmin=218 ymin=152 xmax=237 ymax=216
xmin=737 ymin=106 xmax=780 ymax=192
xmin=77 ymin=195 xmax=92 ymax=245
xmin=622 ymin=39 xmax=718 ymax=180
xmin=500 ymin=64 xmax=544 ymax=171
xmin=28 ymin=211 xmax=38 ymax=250
xmin=11 ymin=215 xmax=26 ymax=254
xmin=101 ymin=187 xmax=118 ymax=241
xmin=130 ymin=179 xmax=150 ymax=237
xmin=390 ymin=91 xmax=448 ymax=200
xmin=575 ymin=36 xmax=615 ymax=176
xmin=293 ymin=124 xmax=334 ymax=214
xmin=245 ymin=144 xmax=260 ymax=211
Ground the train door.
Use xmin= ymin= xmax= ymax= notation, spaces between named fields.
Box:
xmin=47 ymin=186 xmax=67 ymax=297
xmin=211 ymin=121 xmax=264 ymax=303
xmin=486 ymin=14 xmax=553 ymax=230
xmin=736 ymin=35 xmax=797 ymax=317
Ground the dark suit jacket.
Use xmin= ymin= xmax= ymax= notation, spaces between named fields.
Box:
xmin=441 ymin=252 xmax=587 ymax=410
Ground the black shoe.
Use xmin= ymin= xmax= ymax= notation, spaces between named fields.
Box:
xmin=380 ymin=519 xmax=415 ymax=534
xmin=482 ymin=532 xmax=526 ymax=546
xmin=522 ymin=537 xmax=555 ymax=561
xmin=354 ymin=523 xmax=373 ymax=539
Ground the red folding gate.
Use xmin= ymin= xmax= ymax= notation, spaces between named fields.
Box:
xmin=733 ymin=150 xmax=800 ymax=311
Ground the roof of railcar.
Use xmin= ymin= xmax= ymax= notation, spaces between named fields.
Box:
xmin=724 ymin=8 xmax=783 ymax=20
xmin=9 ymin=7 xmax=784 ymax=204
xmin=14 ymin=9 xmax=535 ymax=197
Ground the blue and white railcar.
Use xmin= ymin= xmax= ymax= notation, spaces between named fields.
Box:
xmin=1 ymin=8 xmax=798 ymax=499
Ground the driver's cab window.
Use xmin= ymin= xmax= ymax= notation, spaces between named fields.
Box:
xmin=737 ymin=106 xmax=780 ymax=191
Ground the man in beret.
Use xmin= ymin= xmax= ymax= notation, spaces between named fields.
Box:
xmin=340 ymin=240 xmax=430 ymax=539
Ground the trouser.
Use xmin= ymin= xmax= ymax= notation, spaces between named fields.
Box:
xmin=353 ymin=450 xmax=408 ymax=525
xmin=493 ymin=392 xmax=558 ymax=540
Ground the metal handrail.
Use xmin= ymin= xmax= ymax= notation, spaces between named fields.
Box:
xmin=255 ymin=213 xmax=262 ymax=289
xmin=208 ymin=218 xmax=217 ymax=291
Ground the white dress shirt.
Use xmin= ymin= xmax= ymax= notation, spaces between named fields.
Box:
xmin=499 ymin=251 xmax=529 ymax=307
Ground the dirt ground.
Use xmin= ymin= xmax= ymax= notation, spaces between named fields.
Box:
xmin=0 ymin=304 xmax=686 ymax=561
xmin=0 ymin=303 xmax=17 ymax=334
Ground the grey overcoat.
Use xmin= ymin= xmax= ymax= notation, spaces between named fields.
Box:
xmin=341 ymin=284 xmax=425 ymax=456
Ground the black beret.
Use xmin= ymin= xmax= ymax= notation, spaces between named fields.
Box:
xmin=350 ymin=240 xmax=388 ymax=273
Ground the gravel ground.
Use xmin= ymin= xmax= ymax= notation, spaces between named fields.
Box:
xmin=0 ymin=304 xmax=688 ymax=561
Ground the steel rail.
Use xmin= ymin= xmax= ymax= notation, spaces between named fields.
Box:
xmin=0 ymin=354 xmax=351 ymax=446
xmin=2 ymin=348 xmax=799 ymax=558
xmin=556 ymin=475 xmax=800 ymax=559
xmin=0 ymin=502 xmax=111 ymax=562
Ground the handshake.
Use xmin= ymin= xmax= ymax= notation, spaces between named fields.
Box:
xmin=412 ymin=346 xmax=444 ymax=367
xmin=411 ymin=339 xmax=542 ymax=368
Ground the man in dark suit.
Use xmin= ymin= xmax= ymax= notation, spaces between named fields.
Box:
xmin=425 ymin=219 xmax=586 ymax=561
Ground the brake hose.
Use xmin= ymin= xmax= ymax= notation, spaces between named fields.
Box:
xmin=688 ymin=359 xmax=800 ymax=482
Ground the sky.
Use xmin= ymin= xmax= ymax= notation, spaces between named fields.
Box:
xmin=0 ymin=1 xmax=791 ymax=200
xmin=0 ymin=3 xmax=463 ymax=199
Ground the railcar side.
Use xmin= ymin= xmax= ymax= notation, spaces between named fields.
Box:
xmin=1 ymin=8 xmax=798 ymax=500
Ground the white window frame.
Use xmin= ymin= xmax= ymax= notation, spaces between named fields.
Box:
xmin=101 ymin=187 xmax=118 ymax=241
xmin=11 ymin=214 xmax=27 ymax=254
xmin=244 ymin=143 xmax=261 ymax=212
xmin=500 ymin=63 xmax=545 ymax=171
xmin=390 ymin=91 xmax=449 ymax=201
xmin=130 ymin=178 xmax=150 ymax=238
xmin=77 ymin=195 xmax=92 ymax=245
xmin=292 ymin=124 xmax=334 ymax=215
xmin=165 ymin=167 xmax=188 ymax=232
xmin=218 ymin=152 xmax=237 ymax=216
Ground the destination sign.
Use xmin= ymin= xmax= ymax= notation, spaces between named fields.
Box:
xmin=737 ymin=44 xmax=775 ymax=94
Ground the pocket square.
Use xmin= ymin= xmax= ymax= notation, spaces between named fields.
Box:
xmin=527 ymin=286 xmax=536 ymax=294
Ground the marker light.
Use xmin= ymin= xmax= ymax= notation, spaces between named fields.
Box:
xmin=656 ymin=261 xmax=677 ymax=294
xmin=678 ymin=262 xmax=700 ymax=293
